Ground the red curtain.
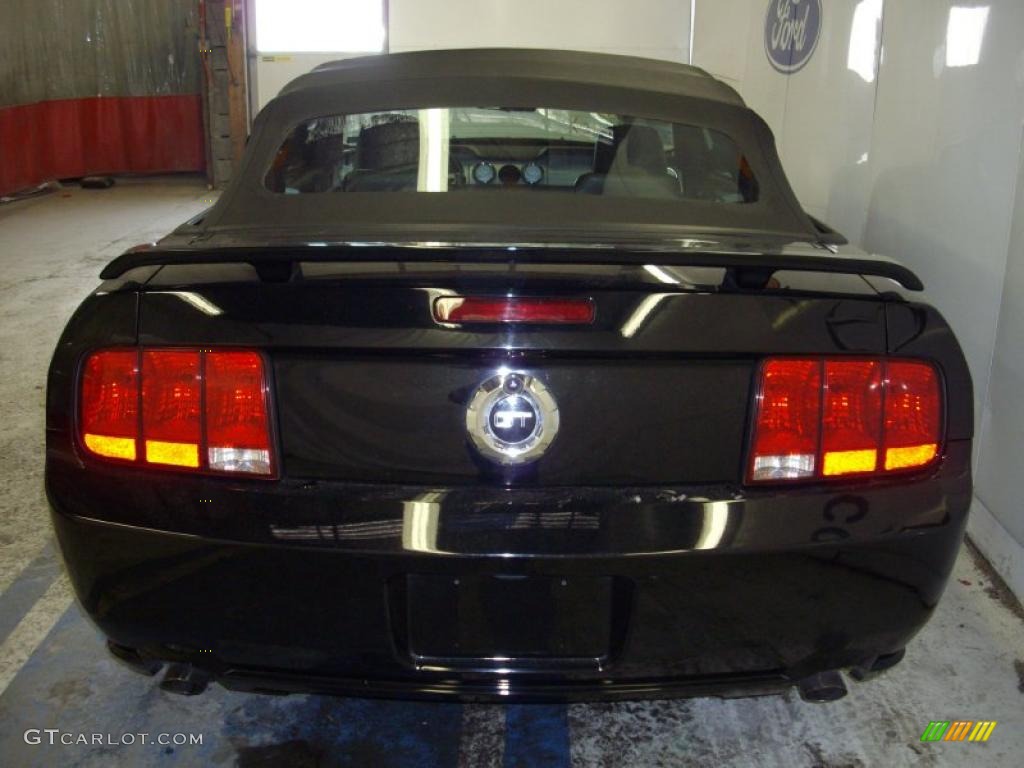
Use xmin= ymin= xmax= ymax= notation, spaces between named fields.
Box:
xmin=0 ymin=95 xmax=204 ymax=197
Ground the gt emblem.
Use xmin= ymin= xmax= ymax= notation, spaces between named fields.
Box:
xmin=466 ymin=372 xmax=559 ymax=465
xmin=491 ymin=404 xmax=535 ymax=432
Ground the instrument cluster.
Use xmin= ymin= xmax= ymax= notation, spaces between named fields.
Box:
xmin=470 ymin=160 xmax=545 ymax=187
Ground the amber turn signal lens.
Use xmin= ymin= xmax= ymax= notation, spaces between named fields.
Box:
xmin=83 ymin=433 xmax=137 ymax=461
xmin=885 ymin=443 xmax=939 ymax=470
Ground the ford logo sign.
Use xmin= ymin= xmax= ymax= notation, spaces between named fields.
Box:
xmin=764 ymin=0 xmax=822 ymax=74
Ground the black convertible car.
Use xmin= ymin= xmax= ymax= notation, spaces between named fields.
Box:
xmin=46 ymin=49 xmax=972 ymax=703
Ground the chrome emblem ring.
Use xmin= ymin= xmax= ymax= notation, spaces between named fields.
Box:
xmin=466 ymin=372 xmax=559 ymax=465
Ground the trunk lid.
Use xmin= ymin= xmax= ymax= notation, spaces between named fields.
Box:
xmin=138 ymin=260 xmax=886 ymax=485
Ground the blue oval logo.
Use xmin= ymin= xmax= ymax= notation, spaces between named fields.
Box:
xmin=764 ymin=0 xmax=822 ymax=74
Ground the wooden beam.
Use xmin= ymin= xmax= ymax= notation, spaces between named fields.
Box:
xmin=224 ymin=0 xmax=248 ymax=168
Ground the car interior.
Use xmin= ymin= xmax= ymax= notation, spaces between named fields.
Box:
xmin=265 ymin=108 xmax=759 ymax=203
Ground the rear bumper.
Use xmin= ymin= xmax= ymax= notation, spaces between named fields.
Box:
xmin=47 ymin=441 xmax=971 ymax=702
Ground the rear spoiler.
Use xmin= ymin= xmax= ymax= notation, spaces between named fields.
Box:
xmin=100 ymin=245 xmax=923 ymax=291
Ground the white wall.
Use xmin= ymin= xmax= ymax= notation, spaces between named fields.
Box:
xmin=693 ymin=0 xmax=880 ymax=246
xmin=247 ymin=0 xmax=388 ymax=112
xmin=252 ymin=54 xmax=349 ymax=111
xmin=972 ymin=90 xmax=1024 ymax=597
xmin=388 ymin=0 xmax=691 ymax=62
xmin=694 ymin=0 xmax=1024 ymax=599
xmin=250 ymin=1 xmax=693 ymax=114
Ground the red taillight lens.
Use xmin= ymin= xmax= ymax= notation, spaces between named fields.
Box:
xmin=749 ymin=359 xmax=821 ymax=481
xmin=205 ymin=351 xmax=272 ymax=475
xmin=80 ymin=348 xmax=273 ymax=476
xmin=883 ymin=360 xmax=941 ymax=470
xmin=748 ymin=357 xmax=942 ymax=483
xmin=80 ymin=349 xmax=139 ymax=461
xmin=821 ymin=360 xmax=882 ymax=476
xmin=142 ymin=350 xmax=201 ymax=468
xmin=434 ymin=296 xmax=595 ymax=324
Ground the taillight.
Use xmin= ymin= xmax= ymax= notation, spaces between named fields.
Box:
xmin=142 ymin=350 xmax=201 ymax=468
xmin=205 ymin=351 xmax=272 ymax=475
xmin=433 ymin=296 xmax=595 ymax=324
xmin=80 ymin=350 xmax=139 ymax=461
xmin=748 ymin=357 xmax=941 ymax=483
xmin=883 ymin=361 xmax=941 ymax=471
xmin=79 ymin=348 xmax=274 ymax=477
xmin=749 ymin=359 xmax=820 ymax=481
xmin=821 ymin=360 xmax=882 ymax=476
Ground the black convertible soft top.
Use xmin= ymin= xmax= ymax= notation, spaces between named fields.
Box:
xmin=194 ymin=48 xmax=822 ymax=245
xmin=284 ymin=48 xmax=747 ymax=107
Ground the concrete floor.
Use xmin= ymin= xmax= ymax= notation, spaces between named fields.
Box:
xmin=0 ymin=177 xmax=1022 ymax=767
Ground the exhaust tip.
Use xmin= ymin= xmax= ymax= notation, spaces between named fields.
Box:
xmin=850 ymin=648 xmax=906 ymax=681
xmin=159 ymin=663 xmax=210 ymax=696
xmin=106 ymin=640 xmax=163 ymax=677
xmin=797 ymin=670 xmax=848 ymax=703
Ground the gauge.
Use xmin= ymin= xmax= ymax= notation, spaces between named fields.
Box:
xmin=473 ymin=162 xmax=496 ymax=185
xmin=498 ymin=164 xmax=521 ymax=185
xmin=522 ymin=162 xmax=544 ymax=185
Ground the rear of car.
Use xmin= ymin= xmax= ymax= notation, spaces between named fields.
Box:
xmin=45 ymin=49 xmax=973 ymax=702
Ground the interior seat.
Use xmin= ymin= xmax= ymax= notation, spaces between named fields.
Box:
xmin=575 ymin=124 xmax=678 ymax=198
xmin=573 ymin=124 xmax=628 ymax=194
xmin=600 ymin=125 xmax=679 ymax=199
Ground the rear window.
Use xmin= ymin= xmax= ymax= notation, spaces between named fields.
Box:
xmin=264 ymin=107 xmax=759 ymax=204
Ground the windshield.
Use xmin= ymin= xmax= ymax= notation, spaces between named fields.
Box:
xmin=265 ymin=107 xmax=760 ymax=204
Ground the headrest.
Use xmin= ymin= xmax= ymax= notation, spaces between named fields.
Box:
xmin=622 ymin=125 xmax=667 ymax=174
xmin=593 ymin=124 xmax=632 ymax=174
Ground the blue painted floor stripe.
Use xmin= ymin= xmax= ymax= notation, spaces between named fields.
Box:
xmin=0 ymin=602 xmax=465 ymax=767
xmin=0 ymin=543 xmax=60 ymax=646
xmin=503 ymin=704 xmax=571 ymax=768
